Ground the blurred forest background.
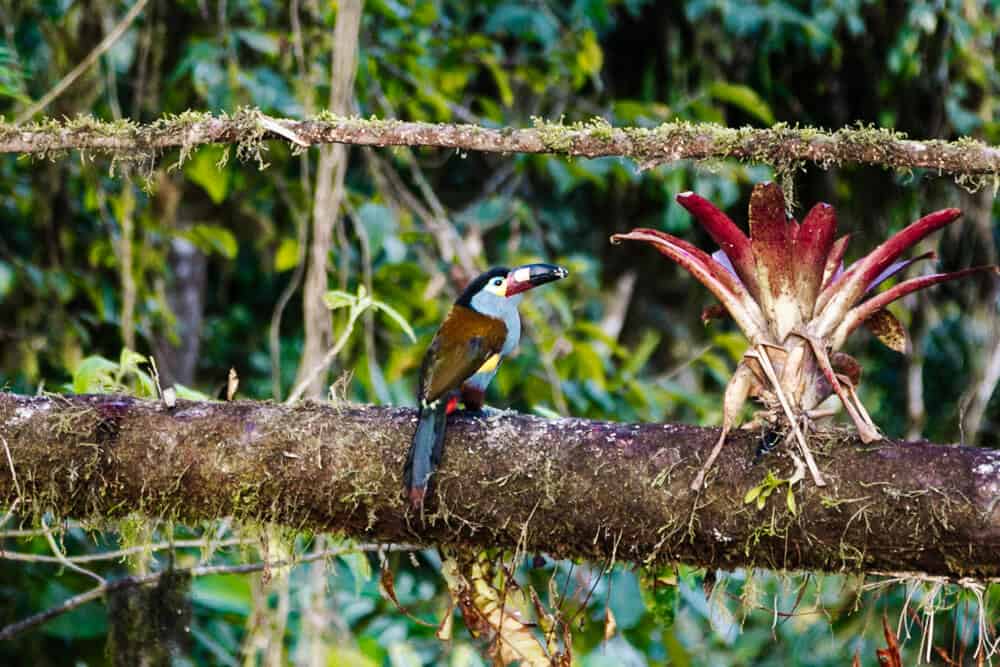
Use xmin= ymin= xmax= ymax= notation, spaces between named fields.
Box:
xmin=0 ymin=0 xmax=999 ymax=665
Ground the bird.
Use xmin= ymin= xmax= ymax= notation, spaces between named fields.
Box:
xmin=403 ymin=263 xmax=569 ymax=510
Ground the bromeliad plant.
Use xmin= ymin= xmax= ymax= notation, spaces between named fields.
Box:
xmin=612 ymin=182 xmax=998 ymax=490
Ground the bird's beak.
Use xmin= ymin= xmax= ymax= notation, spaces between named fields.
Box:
xmin=504 ymin=263 xmax=569 ymax=297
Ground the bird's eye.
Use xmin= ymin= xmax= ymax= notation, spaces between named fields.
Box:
xmin=493 ymin=278 xmax=503 ymax=286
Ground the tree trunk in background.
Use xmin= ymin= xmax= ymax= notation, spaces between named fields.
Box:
xmin=150 ymin=174 xmax=208 ymax=388
xmin=3 ymin=392 xmax=999 ymax=580
xmin=293 ymin=0 xmax=364 ymax=400
xmin=283 ymin=5 xmax=365 ymax=665
xmin=960 ymin=188 xmax=1000 ymax=444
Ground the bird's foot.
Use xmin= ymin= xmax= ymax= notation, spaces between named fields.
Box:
xmin=461 ymin=405 xmax=508 ymax=419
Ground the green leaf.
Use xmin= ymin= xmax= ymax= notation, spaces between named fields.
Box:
xmin=743 ymin=485 xmax=763 ymax=504
xmin=40 ymin=582 xmax=108 ymax=639
xmin=641 ymin=566 xmax=677 ymax=629
xmin=485 ymin=61 xmax=514 ymax=107
xmin=387 ymin=642 xmax=422 ymax=667
xmin=0 ymin=260 xmax=13 ymax=302
xmin=372 ymin=300 xmax=417 ymax=342
xmin=757 ymin=493 xmax=767 ymax=510
xmin=72 ymin=356 xmax=121 ymax=393
xmin=708 ymin=82 xmax=775 ymax=125
xmin=234 ymin=29 xmax=280 ymax=56
xmin=576 ymin=29 xmax=604 ymax=76
xmin=180 ymin=224 xmax=238 ymax=260
xmin=621 ymin=331 xmax=662 ymax=377
xmin=323 ymin=290 xmax=356 ymax=311
xmin=193 ymin=574 xmax=252 ymax=616
xmin=274 ymin=237 xmax=299 ymax=272
xmin=339 ymin=551 xmax=373 ymax=596
xmin=357 ymin=203 xmax=397 ymax=257
xmin=118 ymin=348 xmax=147 ymax=377
xmin=786 ymin=486 xmax=797 ymax=515
xmin=532 ymin=405 xmax=562 ymax=419
xmin=183 ymin=146 xmax=231 ymax=204
xmin=173 ymin=383 xmax=213 ymax=400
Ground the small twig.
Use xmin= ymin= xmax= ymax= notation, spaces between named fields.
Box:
xmin=1 ymin=434 xmax=20 ymax=499
xmin=0 ymin=542 xmax=414 ymax=641
xmin=258 ymin=115 xmax=310 ymax=148
xmin=0 ymin=537 xmax=247 ymax=564
xmin=40 ymin=516 xmax=105 ymax=585
xmin=268 ymin=181 xmax=310 ymax=400
xmin=286 ymin=305 xmax=364 ymax=403
xmin=14 ymin=0 xmax=151 ymax=124
xmin=0 ymin=498 xmax=21 ymax=532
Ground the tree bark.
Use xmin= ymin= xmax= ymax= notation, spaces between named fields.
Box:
xmin=1 ymin=114 xmax=997 ymax=177
xmin=2 ymin=392 xmax=998 ymax=579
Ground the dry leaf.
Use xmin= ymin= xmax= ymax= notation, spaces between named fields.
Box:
xmin=876 ymin=614 xmax=903 ymax=667
xmin=863 ymin=308 xmax=910 ymax=354
xmin=443 ymin=558 xmax=551 ymax=667
xmin=436 ymin=605 xmax=454 ymax=641
xmin=227 ymin=367 xmax=239 ymax=401
xmin=603 ymin=606 xmax=617 ymax=642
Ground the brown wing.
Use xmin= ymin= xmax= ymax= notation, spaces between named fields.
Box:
xmin=419 ymin=305 xmax=507 ymax=404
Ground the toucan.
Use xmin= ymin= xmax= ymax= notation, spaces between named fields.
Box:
xmin=403 ymin=263 xmax=569 ymax=509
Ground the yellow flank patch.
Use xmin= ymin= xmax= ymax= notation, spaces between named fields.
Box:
xmin=476 ymin=354 xmax=501 ymax=375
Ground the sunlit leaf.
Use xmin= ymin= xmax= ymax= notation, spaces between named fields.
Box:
xmin=323 ymin=290 xmax=357 ymax=311
xmin=180 ymin=224 xmax=238 ymax=260
xmin=184 ymin=146 xmax=231 ymax=204
xmin=193 ymin=574 xmax=252 ymax=616
xmin=708 ymin=81 xmax=775 ymax=125
xmin=274 ymin=238 xmax=299 ymax=272
xmin=372 ymin=299 xmax=417 ymax=342
xmin=0 ymin=260 xmax=14 ymax=301
xmin=234 ymin=29 xmax=280 ymax=56
xmin=340 ymin=551 xmax=373 ymax=596
xmin=72 ymin=356 xmax=121 ymax=393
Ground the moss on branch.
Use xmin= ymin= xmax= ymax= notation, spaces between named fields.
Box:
xmin=0 ymin=111 xmax=997 ymax=188
xmin=2 ymin=392 xmax=999 ymax=579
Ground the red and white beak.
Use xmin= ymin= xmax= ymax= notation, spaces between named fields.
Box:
xmin=504 ymin=263 xmax=569 ymax=297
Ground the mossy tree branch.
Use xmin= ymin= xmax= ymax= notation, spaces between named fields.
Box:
xmin=1 ymin=111 xmax=998 ymax=180
xmin=2 ymin=392 xmax=999 ymax=579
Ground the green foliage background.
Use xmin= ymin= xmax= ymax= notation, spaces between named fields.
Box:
xmin=0 ymin=1 xmax=998 ymax=665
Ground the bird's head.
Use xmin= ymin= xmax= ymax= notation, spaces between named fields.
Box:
xmin=458 ymin=263 xmax=569 ymax=313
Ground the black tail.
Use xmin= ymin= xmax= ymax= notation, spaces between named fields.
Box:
xmin=403 ymin=400 xmax=448 ymax=509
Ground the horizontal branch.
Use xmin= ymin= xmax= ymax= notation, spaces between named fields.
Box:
xmin=1 ymin=111 xmax=998 ymax=177
xmin=1 ymin=392 xmax=999 ymax=578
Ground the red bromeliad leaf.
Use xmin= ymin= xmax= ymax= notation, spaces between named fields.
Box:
xmin=821 ymin=234 xmax=851 ymax=290
xmin=701 ymin=303 xmax=728 ymax=323
xmin=866 ymin=251 xmax=936 ymax=294
xmin=796 ymin=202 xmax=837 ymax=308
xmin=675 ymin=191 xmax=760 ymax=299
xmin=815 ymin=208 xmax=962 ymax=333
xmin=862 ymin=309 xmax=910 ymax=354
xmin=748 ymin=183 xmax=805 ymax=340
xmin=832 ymin=265 xmax=1000 ymax=348
xmin=611 ymin=228 xmax=768 ymax=339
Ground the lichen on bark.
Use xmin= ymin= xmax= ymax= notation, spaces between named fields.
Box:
xmin=2 ymin=392 xmax=999 ymax=579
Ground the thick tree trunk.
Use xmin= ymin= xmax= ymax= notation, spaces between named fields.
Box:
xmin=2 ymin=393 xmax=998 ymax=578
